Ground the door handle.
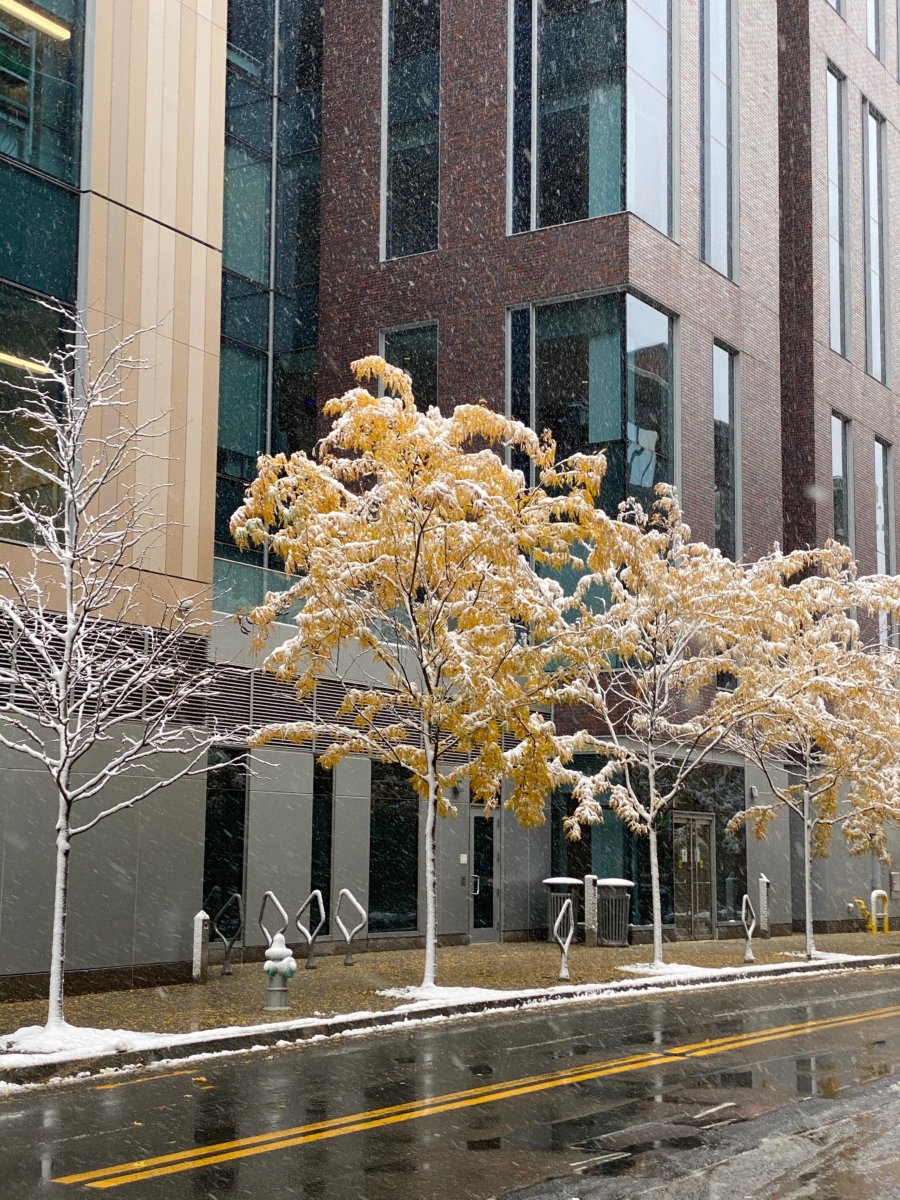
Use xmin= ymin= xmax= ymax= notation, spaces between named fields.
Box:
xmin=471 ymin=875 xmax=480 ymax=896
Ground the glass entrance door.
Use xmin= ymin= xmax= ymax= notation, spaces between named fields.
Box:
xmin=469 ymin=808 xmax=499 ymax=943
xmin=673 ymin=814 xmax=715 ymax=941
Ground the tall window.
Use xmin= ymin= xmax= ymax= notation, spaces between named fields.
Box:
xmin=382 ymin=323 xmax=438 ymax=410
xmin=510 ymin=0 xmax=671 ymax=238
xmin=215 ymin=0 xmax=323 ymax=609
xmin=384 ymin=0 xmax=440 ymax=259
xmin=310 ymin=761 xmax=333 ymax=935
xmin=701 ymin=0 xmax=734 ymax=277
xmin=867 ymin=0 xmax=884 ymax=59
xmin=825 ymin=0 xmax=843 ymax=13
xmin=368 ymin=763 xmax=419 ymax=933
xmin=713 ymin=344 xmax=737 ymax=559
xmin=863 ymin=105 xmax=887 ymax=383
xmin=875 ymin=438 xmax=893 ymax=643
xmin=832 ymin=412 xmax=851 ymax=546
xmin=826 ymin=68 xmax=847 ymax=355
xmin=509 ymin=292 xmax=674 ymax=513
xmin=202 ymin=748 xmax=248 ymax=934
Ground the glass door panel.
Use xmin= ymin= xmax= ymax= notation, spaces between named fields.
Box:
xmin=469 ymin=808 xmax=499 ymax=942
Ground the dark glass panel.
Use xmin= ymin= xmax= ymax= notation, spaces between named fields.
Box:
xmin=274 ymin=286 xmax=317 ymax=351
xmin=674 ymin=763 xmax=746 ymax=924
xmin=225 ymin=74 xmax=272 ymax=153
xmin=472 ymin=813 xmax=494 ymax=929
xmin=227 ymin=0 xmax=275 ymax=89
xmin=387 ymin=137 xmax=439 ymax=258
xmin=369 ymin=762 xmax=419 ymax=932
xmin=277 ymin=90 xmax=320 ymax=155
xmin=511 ymin=0 xmax=532 ymax=233
xmin=510 ymin=307 xmax=531 ymax=481
xmin=202 ymin=747 xmax=247 ymax=935
xmin=221 ymin=272 xmax=269 ymax=350
xmin=391 ymin=0 xmax=440 ymax=59
xmin=273 ymin=347 xmax=318 ymax=457
xmin=215 ymin=472 xmax=263 ymax=565
xmin=0 ymin=279 xmax=61 ymax=543
xmin=311 ymin=761 xmax=333 ymax=936
xmin=0 ymin=0 xmax=84 ymax=185
xmin=713 ymin=345 xmax=735 ymax=559
xmin=222 ymin=138 xmax=270 ymax=284
xmin=624 ymin=293 xmax=672 ymax=512
xmin=382 ymin=323 xmax=437 ymax=411
xmin=632 ymin=808 xmax=674 ymax=925
xmin=0 ymin=158 xmax=78 ymax=300
xmin=280 ymin=0 xmax=323 ymax=97
xmin=276 ymin=152 xmax=320 ymax=290
xmin=539 ymin=105 xmax=589 ymax=227
xmin=217 ymin=339 xmax=266 ymax=482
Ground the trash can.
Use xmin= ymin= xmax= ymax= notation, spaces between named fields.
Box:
xmin=596 ymin=878 xmax=634 ymax=947
xmin=542 ymin=877 xmax=583 ymax=943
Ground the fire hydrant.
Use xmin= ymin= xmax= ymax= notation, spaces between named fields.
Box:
xmin=263 ymin=932 xmax=297 ymax=1011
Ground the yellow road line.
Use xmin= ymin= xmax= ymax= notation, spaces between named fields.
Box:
xmin=54 ymin=1001 xmax=900 ymax=1189
xmin=94 ymin=1072 xmax=198 ymax=1092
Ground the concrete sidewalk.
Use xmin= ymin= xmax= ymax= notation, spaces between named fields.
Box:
xmin=3 ymin=930 xmax=899 ymax=1039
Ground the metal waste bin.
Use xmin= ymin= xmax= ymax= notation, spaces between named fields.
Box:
xmin=542 ymin=877 xmax=583 ymax=943
xmin=596 ymin=878 xmax=634 ymax=946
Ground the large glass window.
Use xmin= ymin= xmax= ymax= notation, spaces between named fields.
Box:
xmin=382 ymin=322 xmax=438 ymax=410
xmin=202 ymin=748 xmax=248 ymax=933
xmin=876 ymin=438 xmax=893 ymax=645
xmin=864 ymin=105 xmax=887 ymax=383
xmin=0 ymin=156 xmax=78 ymax=301
xmin=368 ymin=763 xmax=419 ymax=933
xmin=832 ymin=412 xmax=851 ymax=546
xmin=511 ymin=292 xmax=674 ymax=514
xmin=385 ymin=0 xmax=440 ymax=258
xmin=701 ymin=0 xmax=733 ymax=276
xmin=216 ymin=0 xmax=323 ymax=603
xmin=827 ymin=68 xmax=847 ymax=355
xmin=867 ymin=0 xmax=883 ymax=60
xmin=510 ymin=0 xmax=670 ymax=238
xmin=713 ymin=343 xmax=737 ymax=560
xmin=0 ymin=0 xmax=84 ymax=185
xmin=0 ymin=278 xmax=61 ymax=543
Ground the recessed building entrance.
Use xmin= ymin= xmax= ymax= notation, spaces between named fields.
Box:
xmin=673 ymin=814 xmax=715 ymax=941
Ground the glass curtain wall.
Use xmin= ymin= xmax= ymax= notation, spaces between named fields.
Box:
xmin=832 ymin=412 xmax=851 ymax=546
xmin=875 ymin=438 xmax=892 ymax=644
xmin=385 ymin=0 xmax=440 ymax=258
xmin=827 ymin=68 xmax=846 ymax=355
xmin=202 ymin=748 xmax=248 ymax=933
xmin=864 ymin=105 xmax=886 ymax=384
xmin=382 ymin=323 xmax=438 ymax=410
xmin=510 ymin=292 xmax=673 ymax=515
xmin=511 ymin=0 xmax=670 ymax=237
xmin=215 ymin=0 xmax=323 ymax=610
xmin=310 ymin=761 xmax=333 ymax=935
xmin=713 ymin=343 xmax=736 ymax=559
xmin=701 ymin=0 xmax=733 ymax=276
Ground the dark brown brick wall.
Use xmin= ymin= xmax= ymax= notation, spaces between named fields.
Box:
xmin=318 ymin=0 xmax=783 ymax=560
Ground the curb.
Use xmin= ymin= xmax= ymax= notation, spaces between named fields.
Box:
xmin=3 ymin=952 xmax=899 ymax=1087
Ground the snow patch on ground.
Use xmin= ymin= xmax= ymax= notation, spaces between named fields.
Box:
xmin=0 ymin=1022 xmax=178 ymax=1060
xmin=617 ymin=962 xmax=722 ymax=978
xmin=377 ymin=984 xmax=518 ymax=1005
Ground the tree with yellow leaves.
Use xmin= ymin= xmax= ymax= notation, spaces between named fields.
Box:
xmin=231 ymin=357 xmax=619 ymax=990
xmin=722 ymin=546 xmax=900 ymax=960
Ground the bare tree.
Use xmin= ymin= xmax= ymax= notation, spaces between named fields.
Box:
xmin=0 ymin=308 xmax=233 ymax=1033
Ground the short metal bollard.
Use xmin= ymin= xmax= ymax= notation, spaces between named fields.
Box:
xmin=259 ymin=891 xmax=297 ymax=1010
xmin=758 ymin=874 xmax=770 ymax=938
xmin=554 ymin=897 xmax=575 ymax=981
xmin=872 ymin=889 xmax=890 ymax=933
xmin=335 ymin=888 xmax=367 ymax=965
xmin=211 ymin=893 xmax=245 ymax=976
xmin=741 ymin=894 xmax=757 ymax=964
xmin=584 ymin=874 xmax=598 ymax=947
xmin=296 ymin=890 xmax=327 ymax=969
xmin=192 ymin=910 xmax=210 ymax=983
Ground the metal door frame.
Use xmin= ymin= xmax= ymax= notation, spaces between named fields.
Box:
xmin=468 ymin=807 xmax=501 ymax=943
xmin=673 ymin=813 xmax=717 ymax=940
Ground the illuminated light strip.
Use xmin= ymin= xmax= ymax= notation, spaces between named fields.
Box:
xmin=0 ymin=350 xmax=53 ymax=375
xmin=0 ymin=0 xmax=71 ymax=39
xmin=55 ymin=1001 xmax=900 ymax=1189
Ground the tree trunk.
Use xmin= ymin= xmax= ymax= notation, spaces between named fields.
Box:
xmin=422 ymin=741 xmax=438 ymax=989
xmin=803 ymin=788 xmax=815 ymax=960
xmin=47 ymin=797 xmax=71 ymax=1028
xmin=649 ymin=823 xmax=664 ymax=967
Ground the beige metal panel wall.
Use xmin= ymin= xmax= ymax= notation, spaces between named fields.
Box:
xmin=82 ymin=0 xmax=227 ymax=591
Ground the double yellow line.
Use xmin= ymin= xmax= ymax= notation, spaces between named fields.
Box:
xmin=55 ymin=1001 xmax=900 ymax=1189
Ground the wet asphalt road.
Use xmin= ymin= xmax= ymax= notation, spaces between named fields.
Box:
xmin=3 ymin=969 xmax=900 ymax=1198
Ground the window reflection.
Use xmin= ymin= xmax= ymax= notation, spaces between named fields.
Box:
xmin=702 ymin=0 xmax=732 ymax=276
xmin=382 ymin=323 xmax=439 ymax=411
xmin=713 ymin=343 xmax=736 ymax=559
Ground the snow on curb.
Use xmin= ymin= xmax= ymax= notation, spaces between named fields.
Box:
xmin=1 ymin=951 xmax=899 ymax=1088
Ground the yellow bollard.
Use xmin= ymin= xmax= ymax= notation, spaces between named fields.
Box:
xmin=871 ymin=890 xmax=889 ymax=933
xmin=853 ymin=898 xmax=875 ymax=934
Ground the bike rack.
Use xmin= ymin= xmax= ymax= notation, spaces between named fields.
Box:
xmin=335 ymin=889 xmax=367 ymax=966
xmin=296 ymin=890 xmax=327 ymax=969
xmin=211 ymin=892 xmax=245 ymax=976
xmin=741 ymin=893 xmax=757 ymax=964
xmin=553 ymin=897 xmax=574 ymax=981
